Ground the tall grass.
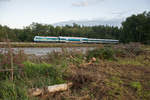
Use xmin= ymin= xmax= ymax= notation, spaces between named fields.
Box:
xmin=0 ymin=80 xmax=30 ymax=100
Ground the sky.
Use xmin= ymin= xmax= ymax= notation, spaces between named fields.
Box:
xmin=0 ymin=0 xmax=150 ymax=28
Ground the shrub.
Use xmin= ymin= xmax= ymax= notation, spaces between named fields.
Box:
xmin=87 ymin=47 xmax=115 ymax=60
xmin=23 ymin=61 xmax=66 ymax=87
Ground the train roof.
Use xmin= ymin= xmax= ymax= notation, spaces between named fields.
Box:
xmin=88 ymin=38 xmax=119 ymax=41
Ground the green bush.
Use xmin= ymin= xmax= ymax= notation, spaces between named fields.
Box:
xmin=87 ymin=47 xmax=115 ymax=60
xmin=23 ymin=61 xmax=66 ymax=87
xmin=24 ymin=61 xmax=52 ymax=78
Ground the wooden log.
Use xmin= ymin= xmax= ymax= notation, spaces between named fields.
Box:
xmin=47 ymin=82 xmax=73 ymax=93
xmin=29 ymin=82 xmax=73 ymax=97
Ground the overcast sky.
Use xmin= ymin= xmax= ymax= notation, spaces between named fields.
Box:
xmin=0 ymin=0 xmax=150 ymax=28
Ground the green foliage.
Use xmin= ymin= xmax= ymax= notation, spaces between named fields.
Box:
xmin=130 ymin=82 xmax=144 ymax=99
xmin=23 ymin=61 xmax=66 ymax=87
xmin=121 ymin=11 xmax=150 ymax=44
xmin=129 ymin=82 xmax=150 ymax=99
xmin=87 ymin=47 xmax=115 ymax=60
xmin=0 ymin=80 xmax=31 ymax=100
xmin=24 ymin=61 xmax=52 ymax=78
xmin=130 ymin=82 xmax=142 ymax=91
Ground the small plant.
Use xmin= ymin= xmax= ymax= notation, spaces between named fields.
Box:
xmin=130 ymin=82 xmax=142 ymax=91
xmin=130 ymin=82 xmax=143 ymax=98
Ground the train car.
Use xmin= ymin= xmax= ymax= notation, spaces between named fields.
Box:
xmin=59 ymin=36 xmax=88 ymax=43
xmin=87 ymin=38 xmax=102 ymax=43
xmin=81 ymin=38 xmax=89 ymax=43
xmin=101 ymin=39 xmax=119 ymax=44
xmin=34 ymin=36 xmax=59 ymax=42
xmin=87 ymin=38 xmax=119 ymax=44
xmin=58 ymin=36 xmax=67 ymax=43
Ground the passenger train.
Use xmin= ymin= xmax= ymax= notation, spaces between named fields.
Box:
xmin=34 ymin=36 xmax=119 ymax=44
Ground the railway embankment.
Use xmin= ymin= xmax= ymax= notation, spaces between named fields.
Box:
xmin=0 ymin=42 xmax=102 ymax=48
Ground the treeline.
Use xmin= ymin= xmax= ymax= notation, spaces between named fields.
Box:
xmin=0 ymin=23 xmax=121 ymax=42
xmin=0 ymin=11 xmax=150 ymax=44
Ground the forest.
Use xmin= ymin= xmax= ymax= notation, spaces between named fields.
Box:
xmin=0 ymin=11 xmax=150 ymax=44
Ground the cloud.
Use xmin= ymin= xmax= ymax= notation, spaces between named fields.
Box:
xmin=53 ymin=18 xmax=123 ymax=27
xmin=72 ymin=0 xmax=104 ymax=7
xmin=111 ymin=10 xmax=139 ymax=18
xmin=111 ymin=11 xmax=129 ymax=17
xmin=72 ymin=1 xmax=88 ymax=7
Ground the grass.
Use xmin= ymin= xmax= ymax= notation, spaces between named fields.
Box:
xmin=0 ymin=43 xmax=150 ymax=100
xmin=116 ymin=55 xmax=150 ymax=66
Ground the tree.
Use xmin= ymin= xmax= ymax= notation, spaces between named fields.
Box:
xmin=121 ymin=11 xmax=150 ymax=44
